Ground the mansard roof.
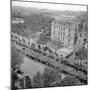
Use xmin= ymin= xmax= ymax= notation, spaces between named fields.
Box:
xmin=52 ymin=20 xmax=77 ymax=27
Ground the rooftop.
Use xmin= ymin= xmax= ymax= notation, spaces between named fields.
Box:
xmin=56 ymin=47 xmax=73 ymax=57
xmin=52 ymin=20 xmax=77 ymax=27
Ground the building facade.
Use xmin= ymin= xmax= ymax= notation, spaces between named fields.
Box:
xmin=12 ymin=18 xmax=24 ymax=24
xmin=51 ymin=20 xmax=77 ymax=49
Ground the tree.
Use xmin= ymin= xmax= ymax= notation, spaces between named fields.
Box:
xmin=11 ymin=46 xmax=23 ymax=66
xmin=77 ymin=13 xmax=88 ymax=33
xmin=75 ymin=48 xmax=87 ymax=60
xmin=33 ymin=72 xmax=43 ymax=88
xmin=24 ymin=76 xmax=32 ymax=88
xmin=52 ymin=75 xmax=81 ymax=87
xmin=47 ymin=40 xmax=63 ymax=51
xmin=37 ymin=33 xmax=51 ymax=45
xmin=42 ymin=67 xmax=61 ymax=87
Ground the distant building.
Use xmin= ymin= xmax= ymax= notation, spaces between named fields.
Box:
xmin=51 ymin=20 xmax=77 ymax=49
xmin=12 ymin=18 xmax=24 ymax=24
xmin=29 ymin=32 xmax=41 ymax=43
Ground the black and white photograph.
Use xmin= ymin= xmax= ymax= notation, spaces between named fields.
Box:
xmin=11 ymin=0 xmax=88 ymax=89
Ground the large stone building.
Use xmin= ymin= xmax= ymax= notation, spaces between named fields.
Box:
xmin=51 ymin=20 xmax=77 ymax=49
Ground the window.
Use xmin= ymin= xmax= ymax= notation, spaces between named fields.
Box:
xmin=69 ymin=29 xmax=70 ymax=32
xmin=54 ymin=30 xmax=55 ymax=34
xmin=63 ymin=28 xmax=65 ymax=30
xmin=58 ymin=37 xmax=60 ymax=40
xmin=63 ymin=37 xmax=64 ymax=41
xmin=61 ymin=27 xmax=62 ymax=30
xmin=63 ymin=32 xmax=65 ymax=36
xmin=68 ymin=33 xmax=71 ymax=38
xmin=59 ymin=31 xmax=60 ymax=35
xmin=54 ymin=35 xmax=55 ymax=39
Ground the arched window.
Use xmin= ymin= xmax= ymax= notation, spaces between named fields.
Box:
xmin=69 ymin=29 xmax=70 ymax=32
xmin=63 ymin=27 xmax=65 ymax=30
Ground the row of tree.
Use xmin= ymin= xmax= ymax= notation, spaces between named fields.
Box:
xmin=32 ymin=67 xmax=82 ymax=88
